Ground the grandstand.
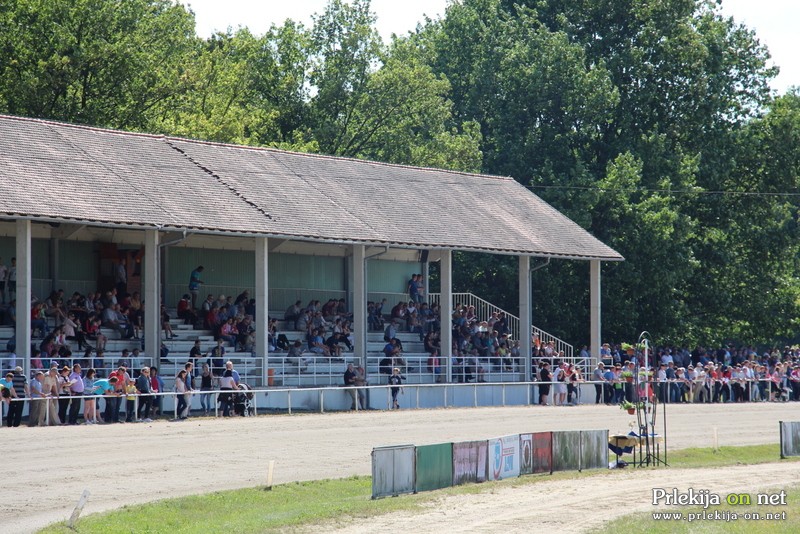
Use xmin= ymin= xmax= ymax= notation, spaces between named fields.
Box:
xmin=0 ymin=114 xmax=622 ymax=400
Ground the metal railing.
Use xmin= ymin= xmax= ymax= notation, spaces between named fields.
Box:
xmin=4 ymin=377 xmax=796 ymax=427
xmin=428 ymin=292 xmax=574 ymax=362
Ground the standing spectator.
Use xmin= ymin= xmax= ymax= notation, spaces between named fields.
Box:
xmin=135 ymin=367 xmax=153 ymax=422
xmin=189 ymin=339 xmax=204 ymax=366
xmin=184 ymin=362 xmax=195 ymax=417
xmin=149 ymin=366 xmax=164 ymax=416
xmin=42 ymin=366 xmax=61 ymax=425
xmin=389 ymin=367 xmax=404 ymax=409
xmin=82 ymin=368 xmax=98 ymax=423
xmin=6 ymin=257 xmax=16 ymax=302
xmin=7 ymin=366 xmax=28 ymax=427
xmin=28 ymin=371 xmax=47 ymax=427
xmin=115 ymin=258 xmax=127 ymax=296
xmin=593 ymin=362 xmax=606 ymax=404
xmin=0 ymin=257 xmax=7 ymax=303
xmin=539 ymin=362 xmax=552 ymax=406
xmin=67 ymin=364 xmax=84 ymax=425
xmin=174 ymin=370 xmax=188 ymax=420
xmin=95 ymin=375 xmax=119 ymax=423
xmin=188 ymin=266 xmax=204 ymax=310
xmin=199 ymin=363 xmax=213 ymax=415
xmin=343 ymin=363 xmax=364 ymax=410
xmin=218 ymin=368 xmax=236 ymax=417
xmin=224 ymin=361 xmax=239 ymax=387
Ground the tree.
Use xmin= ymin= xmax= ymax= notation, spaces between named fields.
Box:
xmin=0 ymin=0 xmax=197 ymax=130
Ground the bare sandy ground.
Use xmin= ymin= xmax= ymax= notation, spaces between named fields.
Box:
xmin=3 ymin=402 xmax=798 ymax=533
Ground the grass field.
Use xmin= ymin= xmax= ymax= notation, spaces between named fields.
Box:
xmin=39 ymin=444 xmax=799 ymax=533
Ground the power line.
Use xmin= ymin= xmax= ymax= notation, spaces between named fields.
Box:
xmin=527 ymin=184 xmax=800 ymax=197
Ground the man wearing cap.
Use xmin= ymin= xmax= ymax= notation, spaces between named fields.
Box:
xmin=7 ymin=366 xmax=28 ymax=427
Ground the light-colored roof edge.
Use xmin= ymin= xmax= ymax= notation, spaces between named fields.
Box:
xmin=0 ymin=214 xmax=625 ymax=261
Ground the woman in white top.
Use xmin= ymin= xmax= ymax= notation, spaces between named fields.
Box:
xmin=218 ymin=369 xmax=236 ymax=417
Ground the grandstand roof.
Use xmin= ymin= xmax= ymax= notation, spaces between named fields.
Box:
xmin=0 ymin=115 xmax=622 ymax=260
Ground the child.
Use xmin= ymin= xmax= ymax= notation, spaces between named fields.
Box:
xmin=388 ymin=368 xmax=404 ymax=409
xmin=125 ymin=381 xmax=138 ymax=422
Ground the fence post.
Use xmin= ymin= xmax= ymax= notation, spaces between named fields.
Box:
xmin=320 ymin=390 xmax=324 ymax=413
xmin=502 ymin=384 xmax=506 ymax=407
xmin=474 ymin=383 xmax=478 ymax=408
xmin=287 ymin=390 xmax=292 ymax=415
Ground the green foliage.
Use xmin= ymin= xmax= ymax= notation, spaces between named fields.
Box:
xmin=0 ymin=0 xmax=196 ymax=129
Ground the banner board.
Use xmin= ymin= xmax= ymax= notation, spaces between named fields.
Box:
xmin=372 ymin=445 xmax=415 ymax=499
xmin=452 ymin=440 xmax=488 ymax=485
xmin=580 ymin=430 xmax=609 ymax=470
xmin=488 ymin=434 xmax=520 ymax=480
xmin=552 ymin=431 xmax=581 ymax=472
xmin=532 ymin=432 xmax=553 ymax=474
xmin=519 ymin=433 xmax=533 ymax=475
xmin=780 ymin=421 xmax=800 ymax=458
xmin=415 ymin=443 xmax=453 ymax=492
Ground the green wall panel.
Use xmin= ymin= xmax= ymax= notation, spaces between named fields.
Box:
xmin=59 ymin=241 xmax=98 ymax=281
xmin=32 ymin=238 xmax=50 ymax=279
xmin=368 ymin=259 xmax=418 ymax=293
xmin=415 ymin=443 xmax=453 ymax=492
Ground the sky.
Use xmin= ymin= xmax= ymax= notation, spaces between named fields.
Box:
xmin=183 ymin=0 xmax=798 ymax=94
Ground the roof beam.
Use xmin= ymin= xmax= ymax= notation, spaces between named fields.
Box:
xmin=51 ymin=223 xmax=85 ymax=240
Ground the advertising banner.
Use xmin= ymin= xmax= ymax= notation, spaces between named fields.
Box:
xmin=780 ymin=421 xmax=800 ymax=458
xmin=452 ymin=440 xmax=488 ymax=486
xmin=415 ymin=443 xmax=453 ymax=492
xmin=488 ymin=434 xmax=520 ymax=480
xmin=519 ymin=433 xmax=533 ymax=475
xmin=372 ymin=445 xmax=415 ymax=499
xmin=552 ymin=430 xmax=581 ymax=472
xmin=580 ymin=430 xmax=609 ymax=470
xmin=532 ymin=431 xmax=552 ymax=474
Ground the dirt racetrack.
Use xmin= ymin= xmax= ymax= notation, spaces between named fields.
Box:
xmin=3 ymin=402 xmax=799 ymax=533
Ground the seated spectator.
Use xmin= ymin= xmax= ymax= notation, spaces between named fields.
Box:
xmin=284 ymin=300 xmax=303 ymax=323
xmin=308 ymin=328 xmax=332 ymax=358
xmin=177 ymin=294 xmax=197 ymax=326
xmin=160 ymin=305 xmax=175 ymax=340
xmin=336 ymin=299 xmax=352 ymax=320
xmin=286 ymin=341 xmax=308 ymax=372
xmin=296 ymin=310 xmax=312 ymax=333
xmin=218 ymin=317 xmax=238 ymax=345
xmin=103 ymin=303 xmax=134 ymax=339
xmin=84 ymin=315 xmax=107 ymax=350
xmin=427 ymin=350 xmax=442 ymax=383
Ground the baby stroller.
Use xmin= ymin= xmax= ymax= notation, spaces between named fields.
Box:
xmin=233 ymin=383 xmax=254 ymax=416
